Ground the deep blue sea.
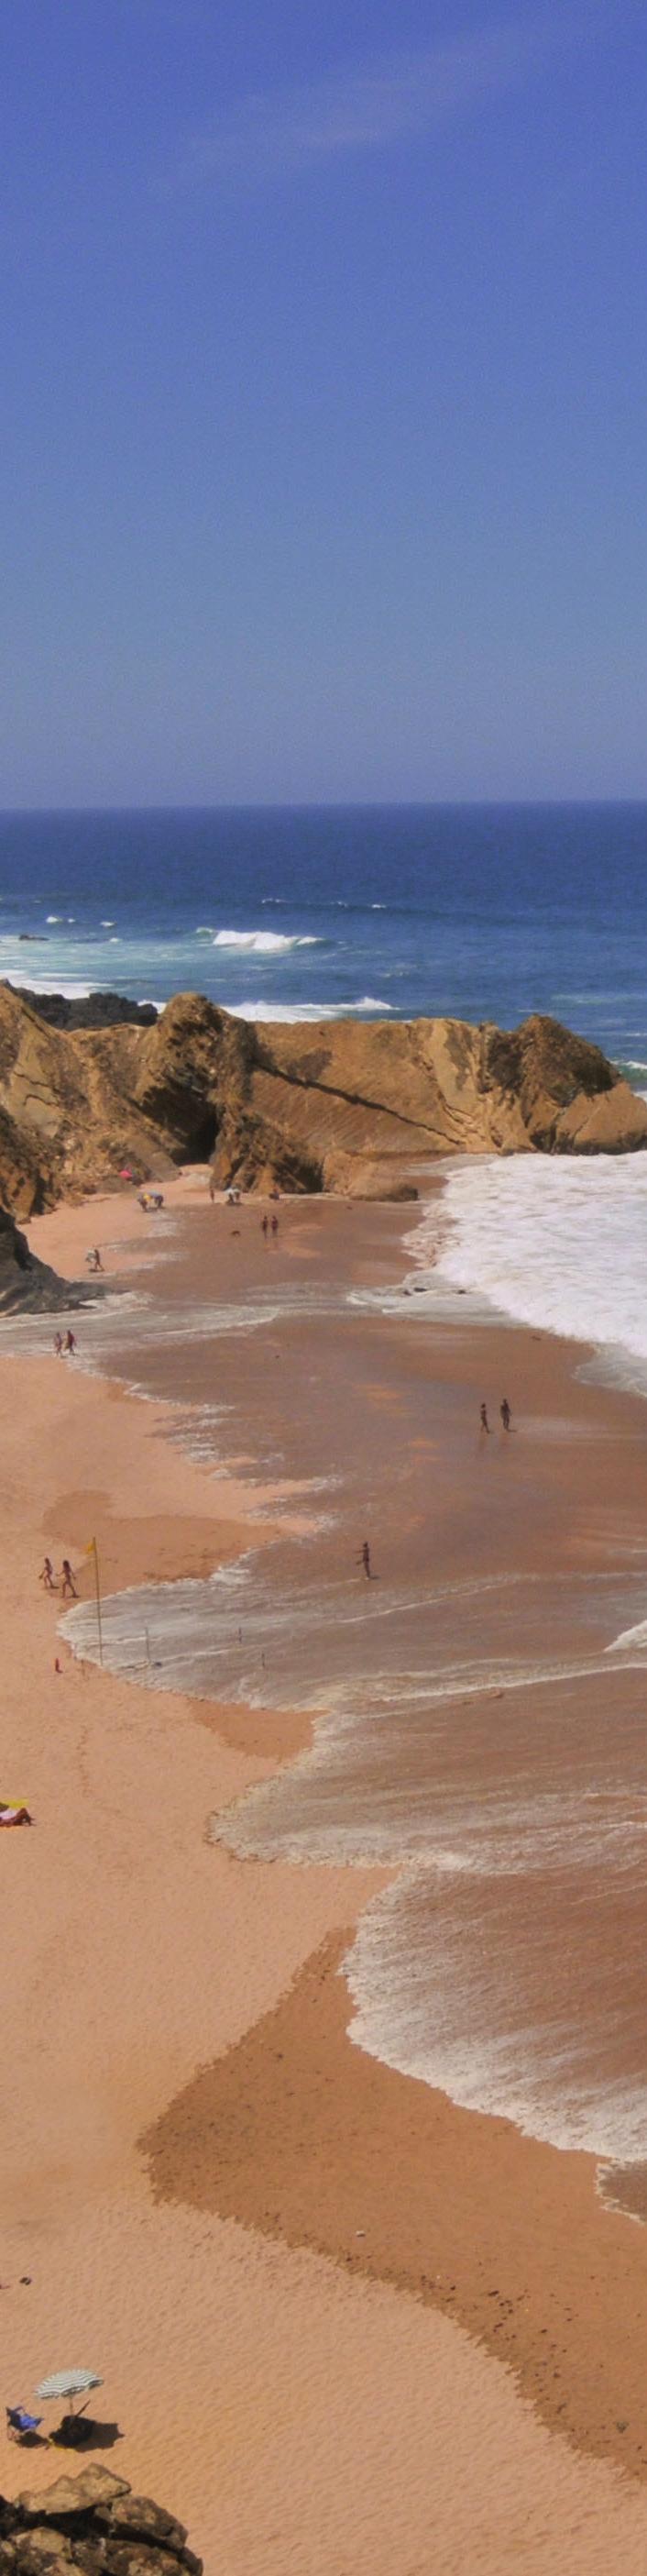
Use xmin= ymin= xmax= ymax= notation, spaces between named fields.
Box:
xmin=0 ymin=803 xmax=646 ymax=1074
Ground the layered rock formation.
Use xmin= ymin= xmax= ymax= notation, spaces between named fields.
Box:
xmin=0 ymin=2464 xmax=202 ymax=2572
xmin=0 ymin=982 xmax=643 ymax=1220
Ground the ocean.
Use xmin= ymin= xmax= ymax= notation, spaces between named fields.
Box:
xmin=1 ymin=802 xmax=647 ymax=1074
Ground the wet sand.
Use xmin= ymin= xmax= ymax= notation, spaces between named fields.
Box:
xmin=147 ymin=1926 xmax=647 ymax=2484
xmin=3 ymin=1175 xmax=647 ymax=2570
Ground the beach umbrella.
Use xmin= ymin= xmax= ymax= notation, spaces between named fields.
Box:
xmin=36 ymin=2370 xmax=102 ymax=2412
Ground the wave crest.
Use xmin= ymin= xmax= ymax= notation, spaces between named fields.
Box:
xmin=213 ymin=928 xmax=320 ymax=954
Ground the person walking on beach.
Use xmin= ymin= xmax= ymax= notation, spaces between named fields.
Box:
xmin=479 ymin=1402 xmax=490 ymax=1433
xmin=53 ymin=1332 xmax=63 ymax=1357
xmin=39 ymin=1557 xmax=56 ymax=1591
xmin=85 ymin=1247 xmax=103 ymax=1274
xmin=260 ymin=1213 xmax=269 ymax=1238
xmin=270 ymin=1213 xmax=279 ymax=1237
xmin=64 ymin=1330 xmax=77 ymax=1356
xmin=500 ymin=1398 xmax=512 ymax=1432
xmin=357 ymin=1539 xmax=371 ymax=1578
xmin=60 ymin=1559 xmax=78 ymax=1599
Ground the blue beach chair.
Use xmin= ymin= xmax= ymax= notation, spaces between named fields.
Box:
xmin=6 ymin=2405 xmax=44 ymax=2441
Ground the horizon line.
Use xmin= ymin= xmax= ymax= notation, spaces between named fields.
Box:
xmin=2 ymin=794 xmax=647 ymax=817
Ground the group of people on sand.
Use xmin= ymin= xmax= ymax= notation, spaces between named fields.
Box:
xmin=39 ymin=1556 xmax=77 ymax=1599
xmin=260 ymin=1212 xmax=280 ymax=1239
xmin=53 ymin=1331 xmax=78 ymax=1357
xmin=480 ymin=1398 xmax=513 ymax=1434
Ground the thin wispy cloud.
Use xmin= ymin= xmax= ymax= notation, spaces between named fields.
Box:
xmin=172 ymin=3 xmax=631 ymax=190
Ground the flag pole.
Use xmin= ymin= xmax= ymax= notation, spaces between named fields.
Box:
xmin=91 ymin=1537 xmax=103 ymax=1666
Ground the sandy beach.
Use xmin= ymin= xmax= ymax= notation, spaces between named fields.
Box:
xmin=4 ymin=1174 xmax=647 ymax=2571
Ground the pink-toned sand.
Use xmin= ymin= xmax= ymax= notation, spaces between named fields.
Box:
xmin=2 ymin=1177 xmax=647 ymax=2571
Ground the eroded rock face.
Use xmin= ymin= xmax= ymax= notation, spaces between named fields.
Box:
xmin=0 ymin=2471 xmax=202 ymax=2576
xmin=0 ymin=985 xmax=643 ymax=1216
xmin=0 ymin=1205 xmax=89 ymax=1314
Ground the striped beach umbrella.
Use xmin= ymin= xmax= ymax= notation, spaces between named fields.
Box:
xmin=36 ymin=2370 xmax=102 ymax=2412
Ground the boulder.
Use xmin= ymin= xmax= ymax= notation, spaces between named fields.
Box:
xmin=103 ymin=2552 xmax=192 ymax=2576
xmin=0 ymin=2476 xmax=202 ymax=2576
xmin=2 ymin=2530 xmax=72 ymax=2567
xmin=16 ymin=2471 xmax=127 ymax=2521
xmin=96 ymin=2502 xmax=186 ymax=2554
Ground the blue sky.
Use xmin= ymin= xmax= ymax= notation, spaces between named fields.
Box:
xmin=1 ymin=0 xmax=646 ymax=802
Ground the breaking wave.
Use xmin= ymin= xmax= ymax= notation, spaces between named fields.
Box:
xmin=213 ymin=929 xmax=320 ymax=954
xmin=231 ymin=994 xmax=393 ymax=1023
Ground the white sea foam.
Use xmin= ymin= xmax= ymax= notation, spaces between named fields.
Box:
xmin=213 ymin=928 xmax=319 ymax=953
xmin=5 ymin=974 xmax=95 ymax=1000
xmin=230 ymin=1001 xmax=339 ymax=1023
xmin=231 ymin=994 xmax=393 ymax=1023
xmin=46 ymin=913 xmax=63 ymax=923
xmin=101 ymin=919 xmax=115 ymax=928
xmin=418 ymin=1153 xmax=647 ymax=1380
xmin=345 ymin=1876 xmax=647 ymax=2165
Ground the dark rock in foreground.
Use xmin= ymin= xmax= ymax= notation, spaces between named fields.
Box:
xmin=0 ymin=1205 xmax=92 ymax=1314
xmin=0 ymin=2465 xmax=202 ymax=2572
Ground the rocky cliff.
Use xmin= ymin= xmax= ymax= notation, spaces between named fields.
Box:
xmin=0 ymin=983 xmax=643 ymax=1218
xmin=0 ymin=1205 xmax=89 ymax=1313
xmin=0 ymin=2463 xmax=202 ymax=2572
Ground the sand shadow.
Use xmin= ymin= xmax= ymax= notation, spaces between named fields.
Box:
xmin=7 ymin=2430 xmax=49 ymax=2450
xmin=50 ymin=2416 xmax=123 ymax=2452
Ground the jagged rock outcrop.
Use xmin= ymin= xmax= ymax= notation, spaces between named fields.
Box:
xmin=9 ymin=989 xmax=159 ymax=1034
xmin=0 ymin=2466 xmax=202 ymax=2573
xmin=0 ymin=1205 xmax=89 ymax=1313
xmin=0 ymin=984 xmax=643 ymax=1218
